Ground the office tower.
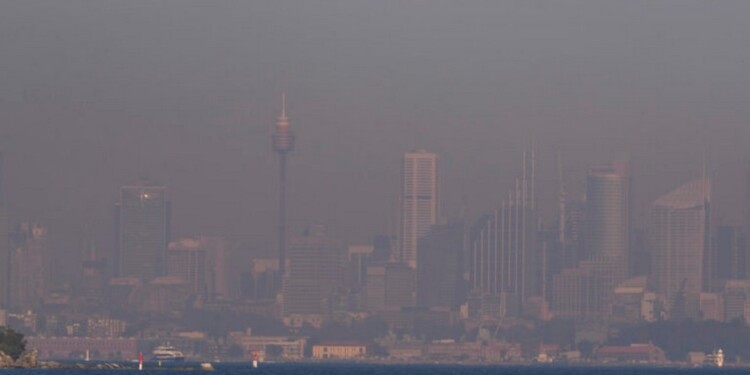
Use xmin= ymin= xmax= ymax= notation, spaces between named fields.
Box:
xmin=167 ymin=238 xmax=208 ymax=297
xmin=649 ymin=179 xmax=710 ymax=316
xmin=168 ymin=237 xmax=227 ymax=301
xmin=586 ymin=162 xmax=630 ymax=276
xmin=550 ymin=162 xmax=631 ymax=321
xmin=470 ymin=152 xmax=539 ymax=317
xmin=199 ymin=236 xmax=229 ymax=300
xmin=417 ymin=221 xmax=465 ymax=309
xmin=272 ymin=95 xmax=295 ymax=277
xmin=364 ymin=265 xmax=386 ymax=312
xmin=400 ymin=150 xmax=438 ymax=268
xmin=0 ymin=153 xmax=8 ymax=307
xmin=9 ymin=223 xmax=50 ymax=310
xmin=282 ymin=225 xmax=344 ymax=317
xmin=384 ymin=262 xmax=415 ymax=309
xmin=551 ymin=259 xmax=619 ymax=321
xmin=715 ymin=225 xmax=747 ymax=281
xmin=579 ymin=162 xmax=631 ymax=317
xmin=629 ymin=229 xmax=650 ymax=277
xmin=115 ymin=182 xmax=170 ymax=280
xmin=79 ymin=238 xmax=107 ymax=305
xmin=561 ymin=201 xmax=586 ymax=268
xmin=371 ymin=235 xmax=392 ymax=263
xmin=347 ymin=245 xmax=374 ymax=292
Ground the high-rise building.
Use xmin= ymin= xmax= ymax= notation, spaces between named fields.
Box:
xmin=400 ymin=150 xmax=438 ymax=268
xmin=9 ymin=223 xmax=51 ymax=310
xmin=715 ymin=225 xmax=747 ymax=282
xmin=550 ymin=161 xmax=631 ymax=321
xmin=282 ymin=225 xmax=344 ymax=317
xmin=115 ymin=182 xmax=170 ymax=280
xmin=272 ymin=95 xmax=295 ymax=277
xmin=585 ymin=162 xmax=630 ymax=276
xmin=649 ymin=179 xmax=710 ymax=316
xmin=384 ymin=262 xmax=415 ymax=309
xmin=0 ymin=153 xmax=8 ymax=307
xmin=199 ymin=236 xmax=229 ymax=300
xmin=167 ymin=238 xmax=208 ymax=297
xmin=79 ymin=241 xmax=107 ymax=304
xmin=469 ymin=151 xmax=538 ymax=316
xmin=347 ymin=245 xmax=374 ymax=292
xmin=561 ymin=201 xmax=586 ymax=268
xmin=417 ymin=221 xmax=465 ymax=309
xmin=166 ymin=236 xmax=227 ymax=301
xmin=364 ymin=265 xmax=386 ymax=312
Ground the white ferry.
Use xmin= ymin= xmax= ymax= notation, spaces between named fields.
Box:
xmin=704 ymin=349 xmax=724 ymax=367
xmin=151 ymin=345 xmax=186 ymax=362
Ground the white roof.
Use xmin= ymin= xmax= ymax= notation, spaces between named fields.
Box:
xmin=654 ymin=179 xmax=710 ymax=209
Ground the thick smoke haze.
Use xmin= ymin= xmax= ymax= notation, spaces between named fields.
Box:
xmin=1 ymin=1 xmax=749 ymax=275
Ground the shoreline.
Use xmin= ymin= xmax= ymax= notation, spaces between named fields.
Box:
xmin=23 ymin=359 xmax=748 ymax=370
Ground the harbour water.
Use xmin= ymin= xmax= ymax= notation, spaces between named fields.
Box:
xmin=4 ymin=363 xmax=742 ymax=375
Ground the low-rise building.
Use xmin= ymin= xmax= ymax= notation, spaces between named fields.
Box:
xmin=27 ymin=337 xmax=138 ymax=360
xmin=386 ymin=343 xmax=424 ymax=361
xmin=87 ymin=318 xmax=127 ymax=338
xmin=312 ymin=342 xmax=367 ymax=359
xmin=226 ymin=331 xmax=305 ymax=360
xmin=596 ymin=343 xmax=666 ymax=363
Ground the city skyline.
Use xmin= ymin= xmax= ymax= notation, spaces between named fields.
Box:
xmin=3 ymin=2 xmax=750 ymax=270
xmin=4 ymin=0 xmax=750 ymax=364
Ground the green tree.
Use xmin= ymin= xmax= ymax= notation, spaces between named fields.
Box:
xmin=0 ymin=327 xmax=26 ymax=360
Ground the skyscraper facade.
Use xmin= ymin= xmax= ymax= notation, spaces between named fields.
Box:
xmin=470 ymin=151 xmax=538 ymax=316
xmin=715 ymin=225 xmax=747 ymax=281
xmin=282 ymin=225 xmax=344 ymax=318
xmin=167 ymin=238 xmax=209 ymax=297
xmin=417 ymin=221 xmax=465 ymax=309
xmin=115 ymin=182 xmax=170 ymax=280
xmin=550 ymin=161 xmax=630 ymax=321
xmin=585 ymin=162 xmax=630 ymax=276
xmin=10 ymin=223 xmax=50 ymax=310
xmin=649 ymin=179 xmax=710 ymax=314
xmin=400 ymin=150 xmax=438 ymax=268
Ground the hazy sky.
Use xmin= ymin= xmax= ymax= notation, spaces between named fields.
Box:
xmin=1 ymin=1 xmax=750 ymax=270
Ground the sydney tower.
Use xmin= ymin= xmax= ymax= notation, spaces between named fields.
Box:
xmin=272 ymin=95 xmax=294 ymax=276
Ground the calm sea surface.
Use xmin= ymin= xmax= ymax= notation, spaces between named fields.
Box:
xmin=2 ymin=363 xmax=744 ymax=375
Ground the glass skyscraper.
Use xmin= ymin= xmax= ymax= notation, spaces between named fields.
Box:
xmin=115 ymin=182 xmax=170 ymax=280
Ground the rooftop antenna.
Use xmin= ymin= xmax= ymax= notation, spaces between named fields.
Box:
xmin=531 ymin=135 xmax=536 ymax=211
xmin=558 ymin=152 xmax=566 ymax=244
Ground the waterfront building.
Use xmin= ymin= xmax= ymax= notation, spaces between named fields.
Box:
xmin=312 ymin=342 xmax=367 ymax=359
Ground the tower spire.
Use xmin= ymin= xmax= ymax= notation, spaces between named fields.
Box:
xmin=281 ymin=93 xmax=287 ymax=118
xmin=558 ymin=152 xmax=566 ymax=244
